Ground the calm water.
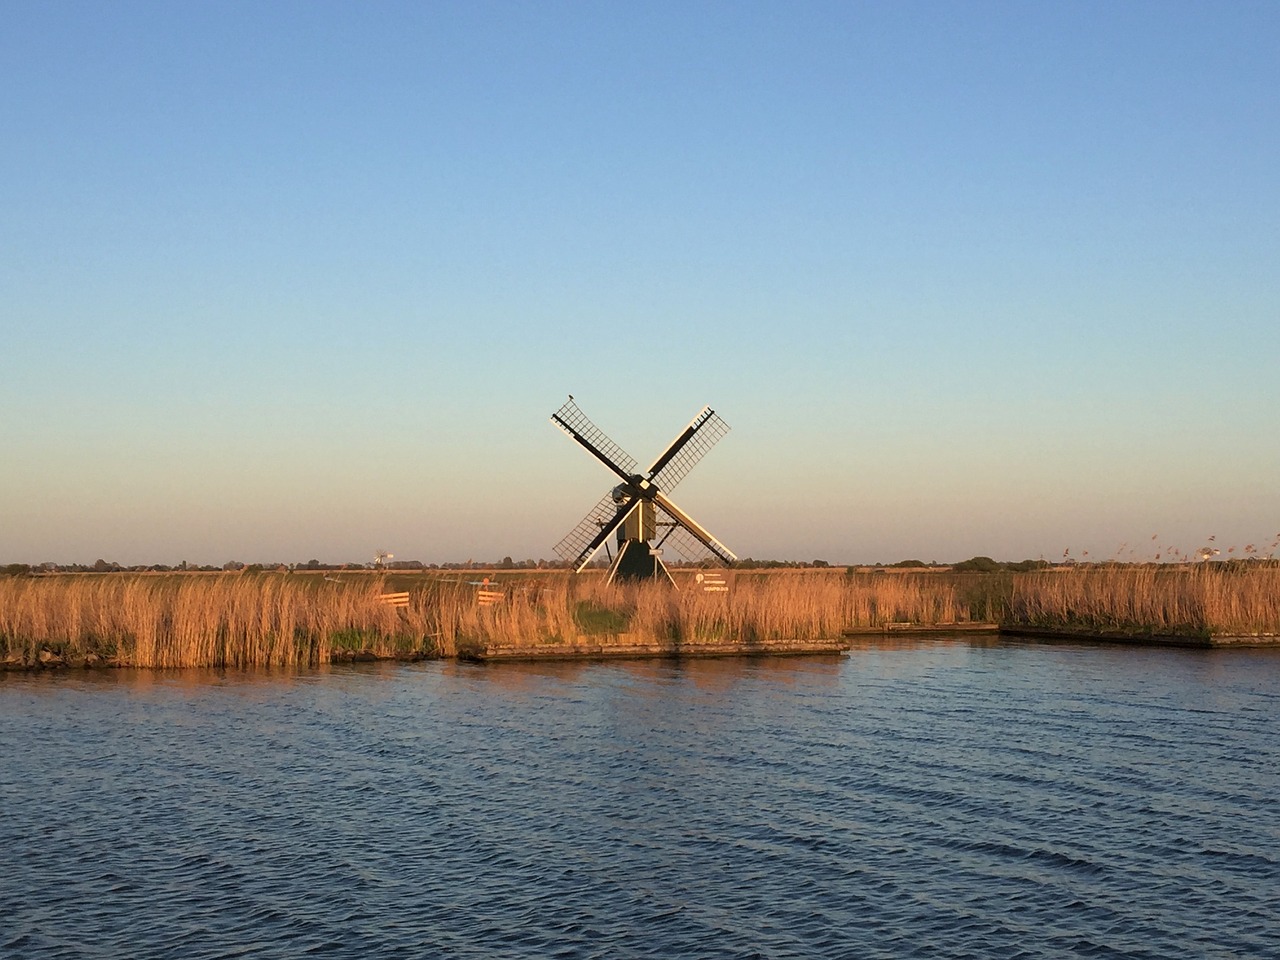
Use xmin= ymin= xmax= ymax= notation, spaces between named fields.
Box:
xmin=2 ymin=638 xmax=1278 ymax=959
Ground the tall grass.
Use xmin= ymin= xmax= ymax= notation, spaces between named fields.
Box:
xmin=440 ymin=572 xmax=983 ymax=654
xmin=1010 ymin=565 xmax=1280 ymax=636
xmin=0 ymin=571 xmax=991 ymax=667
xmin=9 ymin=567 xmax=1273 ymax=668
xmin=0 ymin=575 xmax=431 ymax=668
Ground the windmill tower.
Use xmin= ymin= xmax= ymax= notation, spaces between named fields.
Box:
xmin=550 ymin=397 xmax=736 ymax=584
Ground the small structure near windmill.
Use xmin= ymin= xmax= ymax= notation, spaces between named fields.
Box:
xmin=696 ymin=571 xmax=729 ymax=593
xmin=477 ymin=577 xmax=504 ymax=607
xmin=550 ymin=396 xmax=736 ymax=584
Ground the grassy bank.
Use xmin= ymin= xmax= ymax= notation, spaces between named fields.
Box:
xmin=4 ymin=565 xmax=1276 ymax=669
xmin=0 ymin=570 xmax=994 ymax=668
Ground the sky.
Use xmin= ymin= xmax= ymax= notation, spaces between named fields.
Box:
xmin=2 ymin=0 xmax=1277 ymax=567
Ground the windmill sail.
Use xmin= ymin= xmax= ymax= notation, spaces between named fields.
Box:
xmin=646 ymin=406 xmax=730 ymax=493
xmin=651 ymin=510 xmax=726 ymax=564
xmin=652 ymin=492 xmax=736 ymax=565
xmin=554 ymin=492 xmax=619 ymax=564
xmin=554 ymin=492 xmax=641 ymax=571
xmin=550 ymin=397 xmax=637 ymax=481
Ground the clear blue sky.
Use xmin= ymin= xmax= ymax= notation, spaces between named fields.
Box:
xmin=3 ymin=1 xmax=1277 ymax=566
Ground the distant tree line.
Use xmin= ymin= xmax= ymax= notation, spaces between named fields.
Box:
xmin=948 ymin=557 xmax=1052 ymax=573
xmin=6 ymin=555 xmax=1272 ymax=578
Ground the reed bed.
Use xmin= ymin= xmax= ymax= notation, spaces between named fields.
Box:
xmin=0 ymin=571 xmax=987 ymax=667
xmin=17 ymin=566 xmax=1271 ymax=667
xmin=1010 ymin=565 xmax=1280 ymax=636
xmin=0 ymin=575 xmax=427 ymax=668
xmin=438 ymin=572 xmax=980 ymax=654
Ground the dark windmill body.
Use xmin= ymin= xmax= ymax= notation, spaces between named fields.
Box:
xmin=550 ymin=397 xmax=736 ymax=584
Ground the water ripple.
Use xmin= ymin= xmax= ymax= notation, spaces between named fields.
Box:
xmin=2 ymin=642 xmax=1279 ymax=958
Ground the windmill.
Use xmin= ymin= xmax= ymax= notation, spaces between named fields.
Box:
xmin=550 ymin=396 xmax=736 ymax=584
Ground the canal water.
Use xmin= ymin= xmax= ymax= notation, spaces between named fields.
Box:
xmin=2 ymin=638 xmax=1277 ymax=959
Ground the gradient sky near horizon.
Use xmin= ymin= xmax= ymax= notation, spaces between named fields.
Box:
xmin=3 ymin=1 xmax=1277 ymax=567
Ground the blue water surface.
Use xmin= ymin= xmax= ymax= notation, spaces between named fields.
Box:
xmin=2 ymin=638 xmax=1278 ymax=959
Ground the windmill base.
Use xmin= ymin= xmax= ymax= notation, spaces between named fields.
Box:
xmin=605 ymin=539 xmax=675 ymax=586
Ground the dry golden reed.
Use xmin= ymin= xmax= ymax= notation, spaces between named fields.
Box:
xmin=12 ymin=565 xmax=1269 ymax=667
xmin=440 ymin=571 xmax=977 ymax=654
xmin=1010 ymin=565 xmax=1280 ymax=636
xmin=0 ymin=575 xmax=425 ymax=668
xmin=0 ymin=570 xmax=982 ymax=666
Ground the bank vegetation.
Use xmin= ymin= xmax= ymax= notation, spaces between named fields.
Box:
xmin=1009 ymin=563 xmax=1280 ymax=638
xmin=1 ymin=564 xmax=1276 ymax=669
xmin=0 ymin=570 xmax=991 ymax=668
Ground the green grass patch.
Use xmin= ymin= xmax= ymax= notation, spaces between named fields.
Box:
xmin=573 ymin=601 xmax=630 ymax=635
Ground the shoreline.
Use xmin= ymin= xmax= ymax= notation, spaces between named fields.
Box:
xmin=998 ymin=626 xmax=1280 ymax=649
xmin=9 ymin=621 xmax=1280 ymax=673
xmin=5 ymin=566 xmax=1279 ymax=670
